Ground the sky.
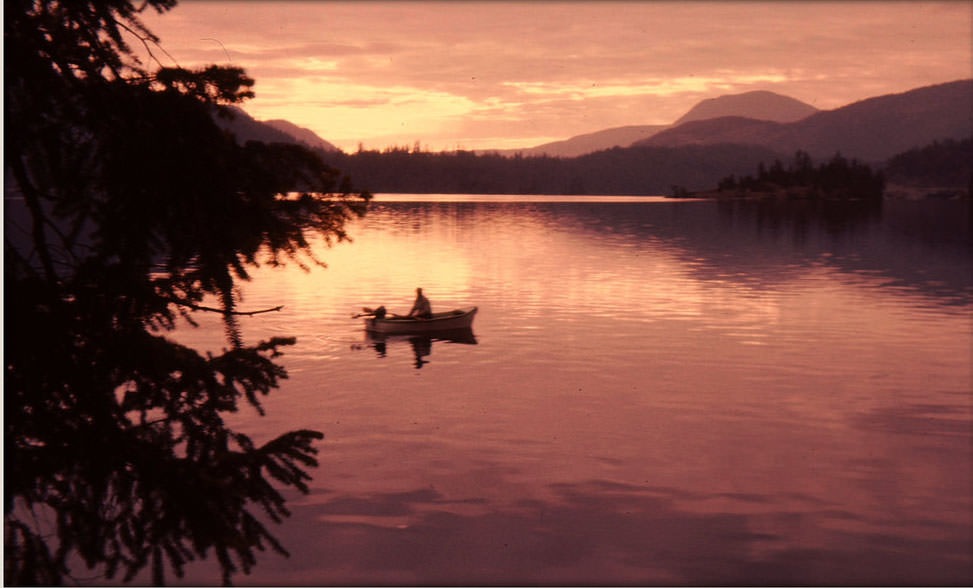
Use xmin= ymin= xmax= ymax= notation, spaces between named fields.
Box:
xmin=140 ymin=1 xmax=971 ymax=152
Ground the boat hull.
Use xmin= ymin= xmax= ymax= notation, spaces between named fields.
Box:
xmin=365 ymin=307 xmax=477 ymax=334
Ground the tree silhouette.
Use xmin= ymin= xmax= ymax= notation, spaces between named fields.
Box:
xmin=884 ymin=138 xmax=972 ymax=193
xmin=319 ymin=144 xmax=782 ymax=195
xmin=5 ymin=1 xmax=368 ymax=584
xmin=715 ymin=151 xmax=885 ymax=200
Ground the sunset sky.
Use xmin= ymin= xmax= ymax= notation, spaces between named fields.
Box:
xmin=141 ymin=1 xmax=971 ymax=152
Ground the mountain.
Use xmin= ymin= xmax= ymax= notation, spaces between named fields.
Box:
xmin=499 ymin=90 xmax=817 ymax=157
xmin=637 ymin=80 xmax=973 ymax=162
xmin=490 ymin=125 xmax=670 ymax=157
xmin=637 ymin=116 xmax=787 ymax=150
xmin=673 ymin=90 xmax=818 ymax=125
xmin=213 ymin=107 xmax=338 ymax=152
xmin=263 ymin=119 xmax=338 ymax=152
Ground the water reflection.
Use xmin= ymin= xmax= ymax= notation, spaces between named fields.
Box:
xmin=168 ymin=196 xmax=970 ymax=586
xmin=357 ymin=198 xmax=970 ymax=307
xmin=359 ymin=328 xmax=478 ymax=369
xmin=493 ymin=198 xmax=970 ymax=303
xmin=715 ymin=195 xmax=884 ymax=238
xmin=210 ymin=478 xmax=971 ymax=586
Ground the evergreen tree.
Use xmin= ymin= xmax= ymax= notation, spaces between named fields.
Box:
xmin=4 ymin=1 xmax=368 ymax=584
xmin=714 ymin=150 xmax=884 ymax=199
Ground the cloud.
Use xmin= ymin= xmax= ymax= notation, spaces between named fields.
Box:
xmin=141 ymin=1 xmax=972 ymax=150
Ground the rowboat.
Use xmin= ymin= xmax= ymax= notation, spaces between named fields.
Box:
xmin=364 ymin=307 xmax=477 ymax=334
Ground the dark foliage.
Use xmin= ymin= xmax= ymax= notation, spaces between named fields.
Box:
xmin=319 ymin=143 xmax=783 ymax=195
xmin=5 ymin=0 xmax=367 ymax=584
xmin=883 ymin=138 xmax=972 ymax=194
xmin=716 ymin=151 xmax=885 ymax=200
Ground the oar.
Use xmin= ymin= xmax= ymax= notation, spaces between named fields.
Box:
xmin=352 ymin=310 xmax=406 ymax=319
xmin=352 ymin=306 xmax=397 ymax=319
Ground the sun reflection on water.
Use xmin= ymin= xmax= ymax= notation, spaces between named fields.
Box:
xmin=168 ymin=197 xmax=971 ymax=586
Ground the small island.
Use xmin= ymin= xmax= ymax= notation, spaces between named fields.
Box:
xmin=691 ymin=150 xmax=886 ymax=200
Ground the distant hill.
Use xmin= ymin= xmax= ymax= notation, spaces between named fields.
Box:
xmin=213 ymin=107 xmax=338 ymax=152
xmin=497 ymin=90 xmax=818 ymax=157
xmin=263 ymin=119 xmax=339 ymax=152
xmin=489 ymin=125 xmax=670 ymax=158
xmin=673 ymin=90 xmax=818 ymax=125
xmin=883 ymin=138 xmax=971 ymax=194
xmin=638 ymin=80 xmax=973 ymax=162
xmin=637 ymin=116 xmax=787 ymax=150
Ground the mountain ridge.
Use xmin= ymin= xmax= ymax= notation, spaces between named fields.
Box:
xmin=673 ymin=90 xmax=818 ymax=126
xmin=263 ymin=119 xmax=338 ymax=152
xmin=636 ymin=80 xmax=972 ymax=161
xmin=486 ymin=125 xmax=670 ymax=158
xmin=493 ymin=89 xmax=819 ymax=157
xmin=212 ymin=106 xmax=339 ymax=152
xmin=222 ymin=80 xmax=970 ymax=166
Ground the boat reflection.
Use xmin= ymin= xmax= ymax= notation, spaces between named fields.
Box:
xmin=364 ymin=328 xmax=477 ymax=369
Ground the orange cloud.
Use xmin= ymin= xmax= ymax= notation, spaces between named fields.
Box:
xmin=141 ymin=1 xmax=972 ymax=152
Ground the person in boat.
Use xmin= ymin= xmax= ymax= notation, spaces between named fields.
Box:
xmin=407 ymin=287 xmax=432 ymax=319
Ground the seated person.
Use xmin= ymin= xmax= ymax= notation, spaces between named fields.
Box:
xmin=407 ymin=287 xmax=432 ymax=319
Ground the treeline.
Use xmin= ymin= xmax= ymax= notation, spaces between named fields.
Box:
xmin=319 ymin=143 xmax=782 ymax=195
xmin=311 ymin=137 xmax=964 ymax=199
xmin=883 ymin=138 xmax=971 ymax=193
xmin=714 ymin=151 xmax=885 ymax=199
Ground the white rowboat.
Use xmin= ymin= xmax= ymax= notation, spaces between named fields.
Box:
xmin=364 ymin=307 xmax=477 ymax=334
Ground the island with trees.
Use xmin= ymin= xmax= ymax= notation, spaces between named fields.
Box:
xmin=698 ymin=151 xmax=887 ymax=200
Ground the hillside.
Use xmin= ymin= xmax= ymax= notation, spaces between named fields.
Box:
xmin=263 ymin=119 xmax=338 ymax=152
xmin=213 ymin=107 xmax=338 ymax=151
xmin=883 ymin=138 xmax=971 ymax=196
xmin=496 ymin=89 xmax=819 ymax=157
xmin=635 ymin=116 xmax=788 ymax=149
xmin=638 ymin=80 xmax=972 ymax=162
xmin=490 ymin=125 xmax=670 ymax=158
xmin=673 ymin=90 xmax=818 ymax=125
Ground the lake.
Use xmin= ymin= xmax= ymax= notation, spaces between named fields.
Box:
xmin=173 ymin=194 xmax=971 ymax=585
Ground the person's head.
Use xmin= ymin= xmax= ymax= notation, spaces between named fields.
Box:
xmin=416 ymin=287 xmax=423 ymax=295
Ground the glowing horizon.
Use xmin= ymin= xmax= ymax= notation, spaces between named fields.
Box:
xmin=141 ymin=1 xmax=971 ymax=153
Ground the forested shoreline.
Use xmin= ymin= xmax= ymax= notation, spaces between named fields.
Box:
xmin=320 ymin=143 xmax=782 ymax=195
xmin=319 ymin=138 xmax=970 ymax=198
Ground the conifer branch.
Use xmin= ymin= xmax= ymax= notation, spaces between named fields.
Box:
xmin=165 ymin=298 xmax=284 ymax=316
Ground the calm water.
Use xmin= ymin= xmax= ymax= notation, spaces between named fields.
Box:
xmin=173 ymin=195 xmax=971 ymax=585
